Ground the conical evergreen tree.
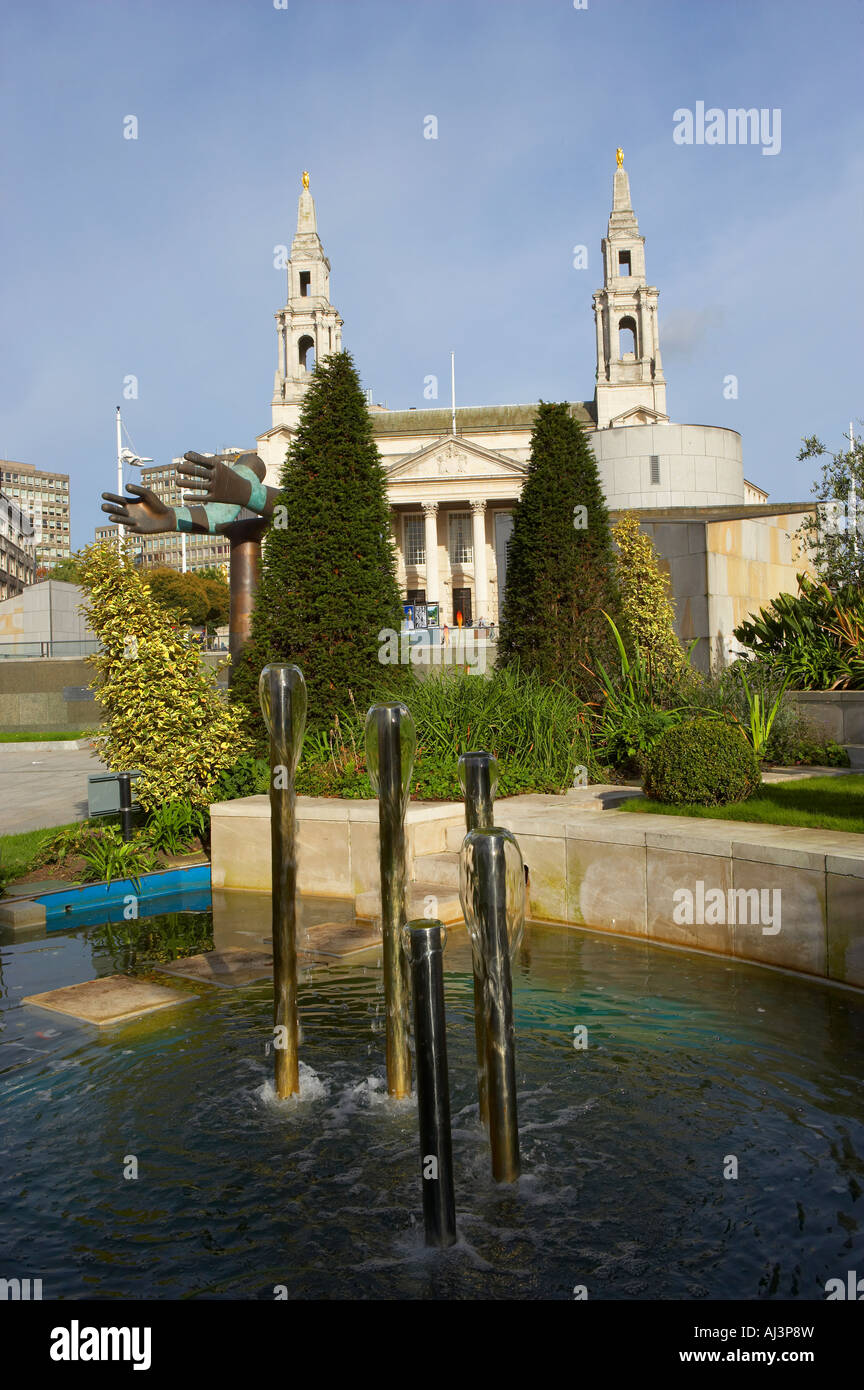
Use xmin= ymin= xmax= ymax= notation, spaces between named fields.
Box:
xmin=498 ymin=402 xmax=622 ymax=685
xmin=232 ymin=352 xmax=405 ymax=735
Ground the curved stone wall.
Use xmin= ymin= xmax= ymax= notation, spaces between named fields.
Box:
xmin=589 ymin=422 xmax=744 ymax=510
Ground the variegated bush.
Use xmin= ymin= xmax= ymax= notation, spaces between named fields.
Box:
xmin=78 ymin=542 xmax=251 ymax=809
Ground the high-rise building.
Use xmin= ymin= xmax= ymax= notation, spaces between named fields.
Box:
xmin=0 ymin=491 xmax=37 ymax=600
xmin=95 ymin=458 xmax=232 ymax=573
xmin=0 ymin=460 xmax=71 ymax=570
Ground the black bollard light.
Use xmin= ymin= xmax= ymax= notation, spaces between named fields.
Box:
xmin=459 ymin=827 xmax=525 ymax=1183
xmin=259 ymin=663 xmax=307 ymax=1099
xmin=457 ymin=751 xmax=500 ymax=1128
xmin=365 ymin=702 xmax=417 ymax=1099
xmin=406 ymin=919 xmax=457 ymax=1247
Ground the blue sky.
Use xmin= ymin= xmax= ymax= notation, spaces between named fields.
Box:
xmin=1 ymin=0 xmax=862 ymax=548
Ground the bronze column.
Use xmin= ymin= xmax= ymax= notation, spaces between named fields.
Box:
xmin=228 ymin=519 xmax=266 ymax=669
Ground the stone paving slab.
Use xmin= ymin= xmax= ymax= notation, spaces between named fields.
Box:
xmin=160 ymin=947 xmax=279 ymax=987
xmin=23 ymin=974 xmax=194 ymax=1025
xmin=0 ymin=743 xmax=109 ymax=834
xmin=300 ymin=920 xmax=382 ymax=956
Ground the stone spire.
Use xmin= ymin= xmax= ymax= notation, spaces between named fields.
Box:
xmin=592 ymin=152 xmax=667 ymax=430
xmin=271 ymin=173 xmax=343 ymax=425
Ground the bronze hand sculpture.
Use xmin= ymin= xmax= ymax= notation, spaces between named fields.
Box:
xmin=176 ymin=452 xmax=280 ymax=520
xmin=100 ymin=452 xmax=278 ymax=664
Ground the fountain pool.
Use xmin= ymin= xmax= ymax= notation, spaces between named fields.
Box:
xmin=1 ymin=911 xmax=862 ymax=1300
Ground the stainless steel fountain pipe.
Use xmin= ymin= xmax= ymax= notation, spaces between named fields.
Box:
xmin=259 ymin=664 xmax=308 ymax=1100
xmin=459 ymin=828 xmax=524 ymax=1183
xmin=407 ymin=919 xmax=457 ymax=1247
xmin=457 ymin=751 xmax=499 ymax=1128
xmin=365 ymin=703 xmax=417 ymax=1099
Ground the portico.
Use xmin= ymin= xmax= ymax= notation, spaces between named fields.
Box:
xmin=382 ymin=436 xmax=524 ymax=625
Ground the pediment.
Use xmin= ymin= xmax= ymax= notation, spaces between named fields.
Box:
xmin=384 ymin=436 xmax=526 ymax=483
xmin=608 ymin=405 xmax=670 ymax=427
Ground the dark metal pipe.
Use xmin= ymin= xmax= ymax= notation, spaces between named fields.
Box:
xmin=366 ymin=704 xmax=416 ymax=1098
xmin=408 ymin=919 xmax=457 ymax=1247
xmin=459 ymin=750 xmax=496 ymax=833
xmin=459 ymin=829 xmax=523 ymax=1184
xmin=118 ymin=772 xmax=134 ymax=843
xmin=260 ymin=663 xmax=307 ymax=1099
xmin=458 ymin=750 xmax=498 ymax=1128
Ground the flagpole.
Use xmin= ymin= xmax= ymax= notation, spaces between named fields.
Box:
xmin=451 ymin=352 xmax=456 ymax=434
xmin=116 ymin=406 xmax=124 ymax=549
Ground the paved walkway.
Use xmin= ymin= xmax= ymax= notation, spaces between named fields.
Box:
xmin=0 ymin=743 xmax=110 ymax=835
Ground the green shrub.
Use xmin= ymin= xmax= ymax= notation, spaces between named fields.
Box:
xmin=612 ymin=513 xmax=689 ymax=679
xmin=141 ymin=802 xmax=209 ymax=856
xmin=33 ymin=822 xmax=97 ymax=868
xmin=77 ymin=542 xmax=251 ymax=809
xmin=211 ymin=754 xmax=271 ymax=800
xmin=643 ymin=717 xmax=761 ymax=806
xmin=77 ymin=828 xmax=158 ymax=886
xmin=733 ymin=575 xmax=864 ymax=690
xmin=255 ymin=667 xmax=598 ymax=801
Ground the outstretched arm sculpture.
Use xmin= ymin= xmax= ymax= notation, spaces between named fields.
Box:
xmin=101 ymin=451 xmax=278 ymax=665
xmin=176 ymin=452 xmax=281 ymax=520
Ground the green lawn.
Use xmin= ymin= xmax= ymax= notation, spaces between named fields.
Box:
xmin=0 ymin=731 xmax=96 ymax=742
xmin=0 ymin=823 xmax=79 ymax=881
xmin=618 ymin=775 xmax=864 ymax=834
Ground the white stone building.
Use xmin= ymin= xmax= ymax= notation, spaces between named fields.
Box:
xmin=256 ymin=163 xmax=810 ymax=663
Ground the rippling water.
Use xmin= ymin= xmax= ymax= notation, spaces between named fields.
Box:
xmin=1 ymin=917 xmax=862 ymax=1299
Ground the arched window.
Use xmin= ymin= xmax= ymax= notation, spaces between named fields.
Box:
xmin=618 ymin=316 xmax=637 ymax=358
xmin=298 ymin=335 xmax=315 ymax=372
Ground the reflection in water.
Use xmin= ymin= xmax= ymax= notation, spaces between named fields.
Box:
xmin=0 ymin=915 xmax=862 ymax=1300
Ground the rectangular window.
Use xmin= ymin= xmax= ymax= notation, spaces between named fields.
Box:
xmin=299 ymin=271 xmax=311 ymax=297
xmin=650 ymin=455 xmax=660 ymax=485
xmin=618 ymin=250 xmax=631 ymax=276
xmin=403 ymin=514 xmax=425 ymax=566
xmin=449 ymin=512 xmax=473 ymax=565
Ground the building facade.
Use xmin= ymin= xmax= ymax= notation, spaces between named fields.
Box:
xmin=255 ymin=164 xmax=813 ymax=666
xmin=0 ymin=492 xmax=37 ymax=601
xmin=0 ymin=460 xmax=71 ymax=570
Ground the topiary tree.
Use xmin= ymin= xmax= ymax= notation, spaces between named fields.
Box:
xmin=498 ymin=401 xmax=623 ymax=686
xmin=77 ymin=541 xmax=251 ymax=809
xmin=642 ymin=716 xmax=761 ymax=805
xmin=612 ymin=513 xmax=688 ymax=680
xmin=231 ymin=351 xmax=405 ymax=737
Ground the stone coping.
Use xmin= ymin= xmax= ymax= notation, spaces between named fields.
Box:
xmin=495 ymin=802 xmax=864 ymax=875
xmin=211 ymin=794 xmax=465 ymax=823
xmin=211 ymin=789 xmax=864 ymax=875
xmin=209 ymin=786 xmax=634 ymax=823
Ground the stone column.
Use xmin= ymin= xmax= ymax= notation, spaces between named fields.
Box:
xmin=423 ymin=501 xmax=439 ymax=605
xmin=471 ymin=499 xmax=488 ymax=620
xmin=593 ymin=294 xmax=607 ymax=380
xmin=277 ymin=314 xmax=287 ymax=378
